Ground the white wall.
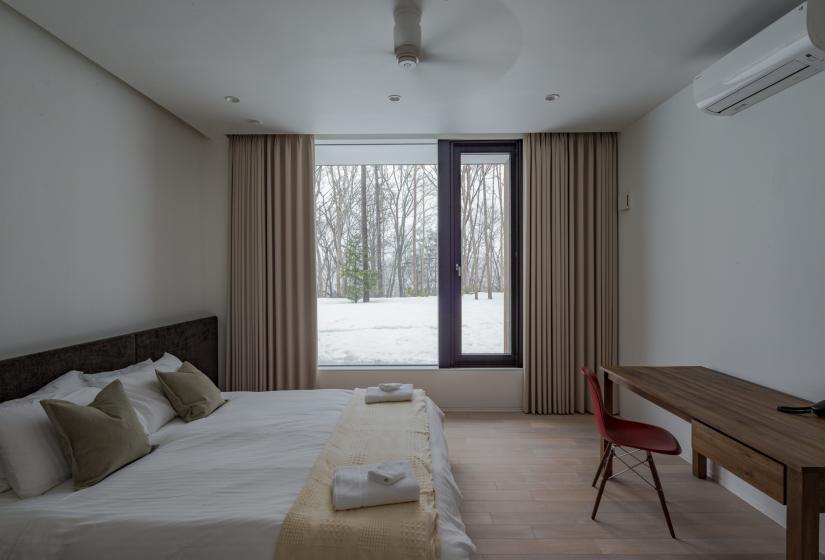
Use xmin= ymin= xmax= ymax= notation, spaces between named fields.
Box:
xmin=619 ymin=72 xmax=825 ymax=548
xmin=0 ymin=4 xmax=227 ymax=378
xmin=199 ymin=136 xmax=229 ymax=382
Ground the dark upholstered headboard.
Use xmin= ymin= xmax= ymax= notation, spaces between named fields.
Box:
xmin=0 ymin=317 xmax=218 ymax=403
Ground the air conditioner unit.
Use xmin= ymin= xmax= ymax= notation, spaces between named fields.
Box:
xmin=694 ymin=0 xmax=825 ymax=116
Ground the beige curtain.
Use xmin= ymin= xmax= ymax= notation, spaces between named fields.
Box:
xmin=225 ymin=134 xmax=317 ymax=391
xmin=522 ymin=133 xmax=618 ymax=414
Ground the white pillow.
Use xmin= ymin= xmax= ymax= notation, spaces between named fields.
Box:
xmin=80 ymin=359 xmax=152 ymax=386
xmin=84 ymin=362 xmax=177 ymax=434
xmin=0 ymin=369 xmax=86 ymax=495
xmin=153 ymin=352 xmax=183 ymax=373
xmin=0 ymin=386 xmax=100 ymax=498
xmin=29 ymin=370 xmax=86 ymax=399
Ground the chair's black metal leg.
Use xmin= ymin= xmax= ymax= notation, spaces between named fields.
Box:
xmin=591 ymin=447 xmax=613 ymax=520
xmin=592 ymin=443 xmax=613 ymax=488
xmin=647 ymin=452 xmax=676 ymax=539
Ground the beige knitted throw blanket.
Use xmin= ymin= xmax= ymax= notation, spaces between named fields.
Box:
xmin=275 ymin=388 xmax=440 ymax=560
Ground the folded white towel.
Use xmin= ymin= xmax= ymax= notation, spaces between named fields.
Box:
xmin=365 ymin=384 xmax=413 ymax=404
xmin=332 ymin=461 xmax=419 ymax=511
xmin=367 ymin=460 xmax=409 ymax=485
xmin=379 ymin=382 xmax=403 ymax=392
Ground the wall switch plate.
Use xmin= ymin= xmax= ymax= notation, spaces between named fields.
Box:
xmin=619 ymin=192 xmax=631 ymax=211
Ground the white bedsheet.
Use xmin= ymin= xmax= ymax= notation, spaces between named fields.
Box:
xmin=0 ymin=389 xmax=474 ymax=560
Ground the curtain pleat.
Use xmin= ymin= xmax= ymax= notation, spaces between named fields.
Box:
xmin=522 ymin=132 xmax=618 ymax=414
xmin=226 ymin=134 xmax=317 ymax=391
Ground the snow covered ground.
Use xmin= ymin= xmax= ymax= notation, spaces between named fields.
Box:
xmin=318 ymin=293 xmax=505 ymax=365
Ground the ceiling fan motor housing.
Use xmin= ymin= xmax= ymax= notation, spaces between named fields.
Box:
xmin=394 ymin=4 xmax=421 ymax=69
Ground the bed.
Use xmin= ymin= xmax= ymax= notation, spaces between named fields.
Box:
xmin=0 ymin=317 xmax=474 ymax=559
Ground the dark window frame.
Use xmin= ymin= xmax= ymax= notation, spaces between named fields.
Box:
xmin=437 ymin=139 xmax=523 ymax=368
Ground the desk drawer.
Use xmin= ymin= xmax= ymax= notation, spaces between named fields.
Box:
xmin=692 ymin=420 xmax=785 ymax=504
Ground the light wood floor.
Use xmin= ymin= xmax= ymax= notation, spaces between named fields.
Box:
xmin=445 ymin=412 xmax=790 ymax=560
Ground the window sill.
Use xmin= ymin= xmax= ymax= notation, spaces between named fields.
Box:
xmin=317 ymin=366 xmax=523 ymax=410
xmin=318 ymin=365 xmax=522 ymax=373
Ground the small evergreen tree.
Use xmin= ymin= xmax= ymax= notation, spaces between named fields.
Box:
xmin=341 ymin=237 xmax=378 ymax=303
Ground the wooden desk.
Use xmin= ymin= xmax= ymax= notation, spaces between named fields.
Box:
xmin=601 ymin=365 xmax=825 ymax=560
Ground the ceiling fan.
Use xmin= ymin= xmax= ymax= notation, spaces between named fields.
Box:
xmin=393 ymin=1 xmax=423 ymax=70
xmin=379 ymin=0 xmax=521 ymax=90
xmin=391 ymin=0 xmax=498 ymax=72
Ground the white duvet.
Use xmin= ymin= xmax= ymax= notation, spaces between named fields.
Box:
xmin=0 ymin=389 xmax=474 ymax=560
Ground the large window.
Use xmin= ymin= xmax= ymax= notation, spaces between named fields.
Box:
xmin=315 ymin=142 xmax=439 ymax=365
xmin=315 ymin=140 xmax=521 ymax=367
xmin=438 ymin=140 xmax=522 ymax=367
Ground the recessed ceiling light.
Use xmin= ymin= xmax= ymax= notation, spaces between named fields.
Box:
xmin=544 ymin=93 xmax=560 ymax=102
xmin=388 ymin=94 xmax=402 ymax=102
xmin=247 ymin=119 xmax=263 ymax=125
xmin=224 ymin=95 xmax=240 ymax=103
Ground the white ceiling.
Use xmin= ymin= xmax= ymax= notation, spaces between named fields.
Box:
xmin=7 ymin=0 xmax=800 ymax=138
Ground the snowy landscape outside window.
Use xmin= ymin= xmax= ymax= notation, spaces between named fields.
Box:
xmin=315 ymin=163 xmax=439 ymax=365
xmin=314 ymin=142 xmax=513 ymax=366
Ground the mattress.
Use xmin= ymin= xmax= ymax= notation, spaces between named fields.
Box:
xmin=0 ymin=389 xmax=474 ymax=560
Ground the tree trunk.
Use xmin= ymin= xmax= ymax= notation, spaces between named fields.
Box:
xmin=483 ymin=167 xmax=493 ymax=300
xmin=459 ymin=165 xmax=472 ymax=296
xmin=473 ymin=235 xmax=480 ymax=301
xmin=502 ymin=163 xmax=511 ymax=352
xmin=332 ymin=168 xmax=344 ymax=298
xmin=411 ymin=166 xmax=419 ymax=296
xmin=397 ymin=242 xmax=404 ymax=298
xmin=419 ymin=188 xmax=427 ymax=296
xmin=374 ymin=165 xmax=384 ymax=297
xmin=360 ymin=165 xmax=369 ymax=302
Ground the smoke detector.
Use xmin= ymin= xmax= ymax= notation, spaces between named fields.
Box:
xmin=394 ymin=4 xmax=421 ymax=70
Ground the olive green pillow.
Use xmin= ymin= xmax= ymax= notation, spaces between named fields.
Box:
xmin=156 ymin=361 xmax=225 ymax=422
xmin=40 ymin=379 xmax=152 ymax=490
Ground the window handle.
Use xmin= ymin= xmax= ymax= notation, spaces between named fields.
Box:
xmin=455 ymin=264 xmax=461 ymax=277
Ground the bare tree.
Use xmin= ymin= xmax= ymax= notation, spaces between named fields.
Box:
xmin=314 ymin=161 xmax=505 ymax=302
xmin=483 ymin=165 xmax=493 ymax=299
xmin=411 ymin=165 xmax=419 ymax=296
xmin=384 ymin=165 xmax=415 ymax=297
xmin=373 ymin=165 xmax=384 ymax=296
xmin=360 ymin=165 xmax=369 ymax=302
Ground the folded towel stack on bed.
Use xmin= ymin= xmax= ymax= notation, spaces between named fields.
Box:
xmin=367 ymin=460 xmax=408 ymax=485
xmin=365 ymin=383 xmax=414 ymax=403
xmin=332 ymin=460 xmax=419 ymax=510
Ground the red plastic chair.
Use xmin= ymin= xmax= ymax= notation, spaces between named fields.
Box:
xmin=581 ymin=367 xmax=681 ymax=538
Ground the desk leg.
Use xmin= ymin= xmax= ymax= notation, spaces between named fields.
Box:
xmin=692 ymin=450 xmax=707 ymax=479
xmin=786 ymin=469 xmax=819 ymax=560
xmin=601 ymin=374 xmax=614 ymax=477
